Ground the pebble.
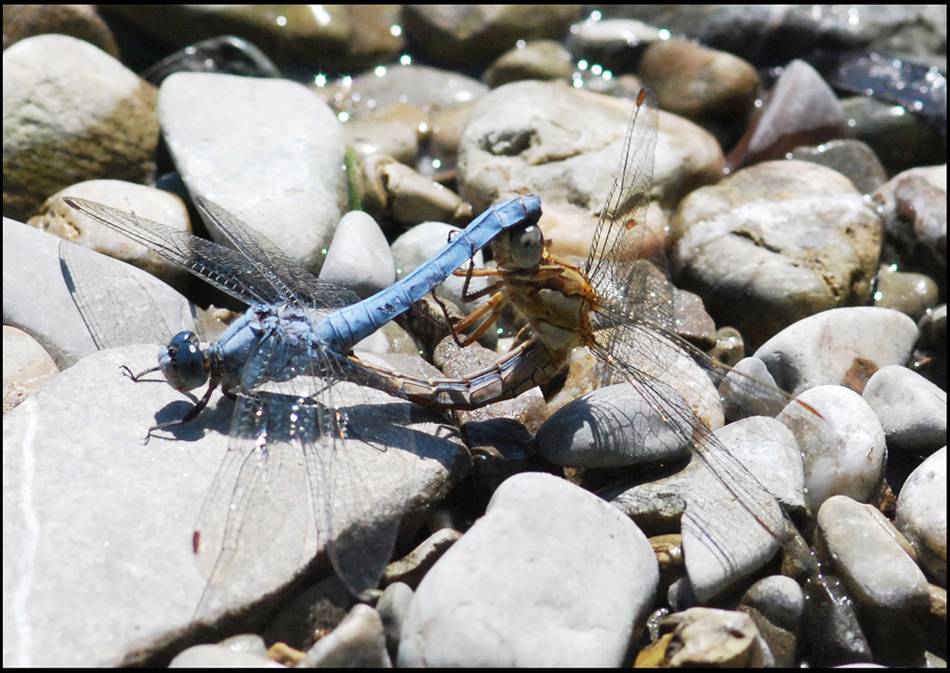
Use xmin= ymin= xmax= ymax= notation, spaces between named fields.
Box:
xmin=398 ymin=472 xmax=658 ymax=666
xmin=777 ymin=385 xmax=887 ymax=516
xmin=376 ymin=582 xmax=413 ymax=662
xmin=536 ymin=382 xmax=693 ymax=468
xmin=301 ymin=604 xmax=390 ymax=667
xmin=609 ymin=415 xmax=805 ymax=603
xmin=159 ymin=72 xmax=344 ymax=275
xmin=2 ymin=34 xmax=158 ymax=220
xmin=4 ymin=214 xmax=200 ymax=369
xmin=895 ymin=448 xmax=947 ymax=586
xmin=863 ymin=365 xmax=946 ymax=455
xmin=681 ymin=416 xmax=806 ymax=602
xmin=390 ymin=220 xmax=490 ymax=313
xmin=33 ymin=181 xmax=194 ymax=291
xmin=458 ymin=80 xmax=724 ymax=263
xmin=753 ymin=307 xmax=919 ymax=395
xmin=669 ymin=162 xmax=883 ymax=350
xmin=2 ymin=326 xmax=60 ymax=413
xmin=1 ymin=346 xmax=466 ymax=665
xmin=319 ymin=210 xmax=395 ymax=299
xmin=381 ymin=528 xmax=462 ymax=589
xmin=815 ymin=495 xmax=931 ymax=665
xmin=358 ymin=154 xmax=473 ymax=227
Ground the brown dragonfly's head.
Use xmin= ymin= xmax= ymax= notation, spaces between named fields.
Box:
xmin=491 ymin=217 xmax=546 ymax=271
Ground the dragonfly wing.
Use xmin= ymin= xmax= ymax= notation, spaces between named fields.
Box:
xmin=63 ymin=197 xmax=291 ymax=307
xmin=589 ymin=339 xmax=812 ymax=597
xmin=192 ymin=324 xmax=439 ymax=620
xmin=59 ymin=239 xmax=177 ymax=349
xmin=192 ymin=335 xmax=320 ymax=620
xmin=194 ymin=196 xmax=360 ymax=311
xmin=585 ymin=89 xmax=661 ymax=286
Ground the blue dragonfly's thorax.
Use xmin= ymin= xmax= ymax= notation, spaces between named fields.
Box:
xmin=161 ymin=303 xmax=328 ymax=394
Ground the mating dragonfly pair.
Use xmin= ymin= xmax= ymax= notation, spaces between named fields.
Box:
xmin=64 ymin=89 xmax=813 ymax=621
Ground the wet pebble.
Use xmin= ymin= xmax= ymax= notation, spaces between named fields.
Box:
xmin=753 ymin=307 xmax=919 ymax=395
xmin=398 ymin=472 xmax=658 ymax=666
xmin=401 ymin=5 xmax=581 ymax=69
xmin=344 ymin=118 xmax=419 ymax=166
xmin=358 ymin=154 xmax=473 ymax=227
xmin=319 ymin=64 xmax=489 ymax=121
xmin=483 ymin=39 xmax=574 ymax=87
xmin=895 ymin=447 xmax=947 ymax=587
xmin=159 ymin=72 xmax=344 ymax=275
xmin=863 ymin=365 xmax=946 ymax=455
xmin=319 ymin=210 xmax=395 ymax=299
xmin=106 ymin=5 xmax=403 ymax=74
xmin=873 ymin=164 xmax=947 ymax=277
xmin=670 ymin=163 xmax=883 ymax=350
xmin=565 ymin=17 xmax=663 ymax=72
xmin=139 ymin=35 xmax=281 ymax=85
xmin=778 ymin=385 xmax=886 ymax=516
xmin=738 ymin=576 xmax=804 ymax=668
xmin=801 ymin=574 xmax=873 ymax=666
xmin=788 ymin=139 xmax=888 ymax=195
xmin=729 ymin=59 xmax=847 ymax=167
xmin=2 ymin=34 xmax=158 ymax=220
xmin=3 ymin=5 xmax=119 ymax=56
xmin=639 ymin=38 xmax=759 ymax=121
xmin=637 ymin=607 xmax=771 ymax=667
xmin=815 ymin=495 xmax=930 ymax=665
xmin=873 ymin=263 xmax=940 ymax=320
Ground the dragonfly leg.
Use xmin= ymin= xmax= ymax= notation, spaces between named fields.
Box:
xmin=142 ymin=371 xmax=221 ymax=444
xmin=450 ymin=292 xmax=507 ymax=347
xmin=120 ymin=364 xmax=162 ymax=382
xmin=454 ymin=262 xmax=505 ymax=303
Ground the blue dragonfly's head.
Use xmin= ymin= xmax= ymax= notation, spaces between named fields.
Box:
xmin=159 ymin=331 xmax=210 ymax=391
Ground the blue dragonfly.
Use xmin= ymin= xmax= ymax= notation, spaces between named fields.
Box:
xmin=62 ymin=193 xmax=540 ymax=618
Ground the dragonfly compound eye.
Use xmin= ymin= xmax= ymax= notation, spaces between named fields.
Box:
xmin=159 ymin=331 xmax=209 ymax=391
xmin=510 ymin=223 xmax=543 ymax=269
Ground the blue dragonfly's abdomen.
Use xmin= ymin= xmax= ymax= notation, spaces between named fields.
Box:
xmin=316 ymin=196 xmax=541 ymax=353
